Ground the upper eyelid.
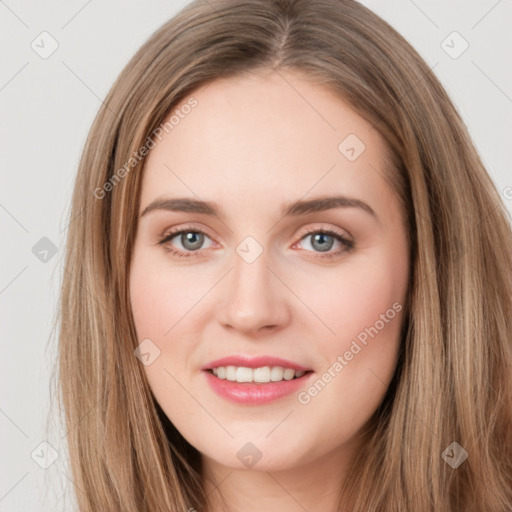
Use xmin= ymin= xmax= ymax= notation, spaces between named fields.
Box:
xmin=162 ymin=223 xmax=216 ymax=242
xmin=162 ymin=223 xmax=351 ymax=241
xmin=294 ymin=223 xmax=352 ymax=240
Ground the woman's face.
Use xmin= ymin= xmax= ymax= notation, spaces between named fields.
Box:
xmin=129 ymin=69 xmax=409 ymax=473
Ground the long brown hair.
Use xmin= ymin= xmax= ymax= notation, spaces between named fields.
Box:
xmin=52 ymin=0 xmax=512 ymax=510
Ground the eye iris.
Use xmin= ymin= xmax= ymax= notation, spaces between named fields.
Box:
xmin=311 ymin=233 xmax=334 ymax=252
xmin=181 ymin=232 xmax=204 ymax=251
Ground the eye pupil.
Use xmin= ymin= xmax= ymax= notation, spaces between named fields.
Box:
xmin=311 ymin=233 xmax=334 ymax=252
xmin=182 ymin=232 xmax=204 ymax=250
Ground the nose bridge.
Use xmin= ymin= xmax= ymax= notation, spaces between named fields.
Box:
xmin=219 ymin=238 xmax=290 ymax=333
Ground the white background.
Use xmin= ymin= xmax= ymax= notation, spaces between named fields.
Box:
xmin=1 ymin=0 xmax=511 ymax=510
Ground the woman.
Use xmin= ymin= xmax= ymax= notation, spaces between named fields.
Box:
xmin=55 ymin=0 xmax=512 ymax=510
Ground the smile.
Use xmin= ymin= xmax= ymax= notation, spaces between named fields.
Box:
xmin=203 ymin=367 xmax=313 ymax=405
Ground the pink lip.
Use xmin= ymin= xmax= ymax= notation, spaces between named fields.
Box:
xmin=201 ymin=355 xmax=310 ymax=372
xmin=203 ymin=370 xmax=314 ymax=405
xmin=201 ymin=355 xmax=314 ymax=405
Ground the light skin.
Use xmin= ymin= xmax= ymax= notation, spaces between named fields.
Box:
xmin=129 ymin=68 xmax=410 ymax=511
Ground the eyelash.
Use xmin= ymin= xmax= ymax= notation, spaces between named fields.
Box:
xmin=157 ymin=224 xmax=355 ymax=260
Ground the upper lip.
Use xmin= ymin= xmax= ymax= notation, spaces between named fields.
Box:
xmin=201 ymin=355 xmax=311 ymax=372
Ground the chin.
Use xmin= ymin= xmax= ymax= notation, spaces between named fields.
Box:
xmin=199 ymin=437 xmax=316 ymax=473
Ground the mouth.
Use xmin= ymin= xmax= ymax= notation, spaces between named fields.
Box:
xmin=202 ymin=363 xmax=314 ymax=404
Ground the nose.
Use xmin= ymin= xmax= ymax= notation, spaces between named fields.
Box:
xmin=217 ymin=247 xmax=291 ymax=335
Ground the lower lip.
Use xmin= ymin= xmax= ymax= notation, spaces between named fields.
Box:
xmin=203 ymin=370 xmax=313 ymax=405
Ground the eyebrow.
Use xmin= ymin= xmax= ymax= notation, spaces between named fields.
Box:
xmin=140 ymin=195 xmax=377 ymax=220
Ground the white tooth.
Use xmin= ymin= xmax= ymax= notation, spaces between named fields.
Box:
xmin=253 ymin=366 xmax=271 ymax=383
xmin=270 ymin=366 xmax=285 ymax=381
xmin=213 ymin=365 xmax=304 ymax=383
xmin=283 ymin=368 xmax=295 ymax=380
xmin=235 ymin=367 xmax=253 ymax=382
xmin=226 ymin=365 xmax=237 ymax=381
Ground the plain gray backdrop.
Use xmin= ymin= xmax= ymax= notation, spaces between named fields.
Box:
xmin=1 ymin=0 xmax=511 ymax=510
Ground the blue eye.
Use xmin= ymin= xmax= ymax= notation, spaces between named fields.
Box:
xmin=295 ymin=229 xmax=354 ymax=259
xmin=158 ymin=226 xmax=354 ymax=260
xmin=158 ymin=227 xmax=214 ymax=258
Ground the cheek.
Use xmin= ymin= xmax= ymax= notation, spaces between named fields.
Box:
xmin=129 ymin=253 xmax=205 ymax=340
xmin=290 ymin=251 xmax=406 ymax=433
xmin=292 ymin=252 xmax=405 ymax=355
xmin=129 ymin=250 xmax=222 ymax=398
xmin=129 ymin=253 xmax=204 ymax=418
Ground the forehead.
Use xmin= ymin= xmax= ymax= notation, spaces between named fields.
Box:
xmin=140 ymin=69 xmax=396 ymax=216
